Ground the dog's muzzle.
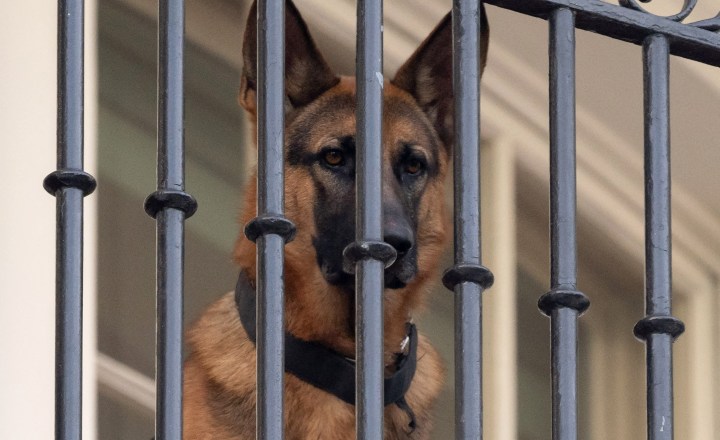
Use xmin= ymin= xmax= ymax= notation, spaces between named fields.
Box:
xmin=338 ymin=238 xmax=418 ymax=289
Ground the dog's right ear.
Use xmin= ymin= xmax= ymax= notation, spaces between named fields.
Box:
xmin=392 ymin=8 xmax=489 ymax=150
xmin=239 ymin=0 xmax=339 ymax=116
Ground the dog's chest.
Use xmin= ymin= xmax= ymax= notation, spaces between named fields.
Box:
xmin=184 ymin=294 xmax=443 ymax=440
xmin=280 ymin=373 xmax=435 ymax=440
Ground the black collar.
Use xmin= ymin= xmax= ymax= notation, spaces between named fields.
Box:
xmin=234 ymin=271 xmax=418 ymax=430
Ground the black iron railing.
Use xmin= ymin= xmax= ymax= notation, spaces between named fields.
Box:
xmin=442 ymin=1 xmax=494 ymax=438
xmin=243 ymin=1 xmax=293 ymax=438
xmin=44 ymin=0 xmax=96 ymax=438
xmin=351 ymin=1 xmax=388 ymax=439
xmin=48 ymin=0 xmax=720 ymax=439
xmin=142 ymin=1 xmax=197 ymax=439
xmin=537 ymin=7 xmax=590 ymax=440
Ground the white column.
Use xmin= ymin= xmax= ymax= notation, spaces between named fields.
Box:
xmin=85 ymin=0 xmax=99 ymax=437
xmin=482 ymin=139 xmax=518 ymax=440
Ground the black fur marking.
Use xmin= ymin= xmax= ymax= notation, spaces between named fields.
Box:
xmin=282 ymin=92 xmax=441 ymax=290
xmin=309 ymin=143 xmax=423 ymax=289
xmin=286 ymin=149 xmax=316 ymax=167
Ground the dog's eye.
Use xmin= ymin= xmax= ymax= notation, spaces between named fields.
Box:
xmin=404 ymin=159 xmax=424 ymax=175
xmin=323 ymin=149 xmax=345 ymax=167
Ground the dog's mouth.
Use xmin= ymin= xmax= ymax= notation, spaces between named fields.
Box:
xmin=384 ymin=271 xmax=410 ymax=289
xmin=318 ymin=253 xmax=417 ymax=290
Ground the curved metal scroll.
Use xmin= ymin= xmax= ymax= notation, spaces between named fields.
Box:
xmin=619 ymin=0 xmax=720 ymax=32
xmin=618 ymin=0 xmax=698 ymax=22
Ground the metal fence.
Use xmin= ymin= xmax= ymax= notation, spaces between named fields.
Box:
xmin=45 ymin=0 xmax=720 ymax=439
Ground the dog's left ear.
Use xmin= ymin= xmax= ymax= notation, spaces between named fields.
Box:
xmin=239 ymin=0 xmax=339 ymax=116
xmin=392 ymin=7 xmax=489 ymax=149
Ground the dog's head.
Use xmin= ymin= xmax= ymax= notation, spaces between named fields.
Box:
xmin=237 ymin=0 xmax=488 ymax=293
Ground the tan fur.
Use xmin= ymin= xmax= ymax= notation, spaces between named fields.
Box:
xmin=184 ymin=292 xmax=444 ymax=440
xmin=183 ymin=1 xmax=488 ymax=437
xmin=184 ymin=80 xmax=448 ymax=439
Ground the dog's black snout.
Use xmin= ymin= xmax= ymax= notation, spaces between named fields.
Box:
xmin=384 ymin=225 xmax=413 ymax=256
xmin=382 ymin=185 xmax=414 ymax=259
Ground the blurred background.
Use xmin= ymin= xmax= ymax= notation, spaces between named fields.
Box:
xmin=2 ymin=0 xmax=719 ymax=439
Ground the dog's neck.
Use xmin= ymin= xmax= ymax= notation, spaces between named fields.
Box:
xmin=236 ymin=268 xmax=413 ymax=361
xmin=234 ymin=250 xmax=418 ymax=365
xmin=232 ymin=183 xmax=429 ymax=364
xmin=252 ymin=266 xmax=414 ymax=364
xmin=233 ymin=268 xmax=420 ymax=429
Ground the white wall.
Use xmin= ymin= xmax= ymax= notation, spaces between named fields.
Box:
xmin=0 ymin=1 xmax=97 ymax=438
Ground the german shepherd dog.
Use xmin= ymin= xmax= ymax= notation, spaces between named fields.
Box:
xmin=183 ymin=1 xmax=488 ymax=438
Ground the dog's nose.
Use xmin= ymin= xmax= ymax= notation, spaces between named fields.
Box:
xmin=382 ymin=184 xmax=414 ymax=257
xmin=384 ymin=223 xmax=413 ymax=256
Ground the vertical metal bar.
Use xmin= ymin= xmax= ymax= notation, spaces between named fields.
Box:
xmin=643 ymin=34 xmax=673 ymax=440
xmin=255 ymin=0 xmax=286 ymax=438
xmin=443 ymin=1 xmax=494 ymax=438
xmin=634 ymin=33 xmax=685 ymax=440
xmin=538 ymin=8 xmax=589 ymax=440
xmin=55 ymin=1 xmax=84 ymax=434
xmin=156 ymin=3 xmax=184 ymax=437
xmin=144 ymin=1 xmax=196 ymax=439
xmin=156 ymin=1 xmax=185 ymax=437
xmin=44 ymin=1 xmax=96 ymax=439
xmin=548 ymin=8 xmax=579 ymax=440
xmin=355 ymin=1 xmax=385 ymax=438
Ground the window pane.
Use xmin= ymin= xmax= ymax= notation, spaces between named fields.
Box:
xmin=98 ymin=391 xmax=153 ymax=440
xmin=97 ymin=0 xmax=248 ymax=431
xmin=517 ymin=268 xmax=551 ymax=440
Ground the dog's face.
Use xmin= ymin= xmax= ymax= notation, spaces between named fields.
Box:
xmin=284 ymin=81 xmax=444 ymax=289
xmin=239 ymin=1 xmax=488 ymax=292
